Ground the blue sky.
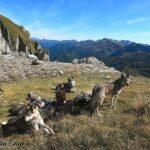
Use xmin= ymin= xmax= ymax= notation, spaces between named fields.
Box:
xmin=0 ymin=0 xmax=150 ymax=43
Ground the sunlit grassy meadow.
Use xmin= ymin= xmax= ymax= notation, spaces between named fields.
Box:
xmin=0 ymin=72 xmax=149 ymax=150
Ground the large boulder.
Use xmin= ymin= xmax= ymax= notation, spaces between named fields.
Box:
xmin=35 ymin=48 xmax=50 ymax=61
xmin=72 ymin=57 xmax=105 ymax=65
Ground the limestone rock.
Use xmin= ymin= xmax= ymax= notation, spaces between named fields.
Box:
xmin=35 ymin=48 xmax=50 ymax=61
xmin=0 ymin=21 xmax=11 ymax=55
xmin=0 ymin=15 xmax=50 ymax=61
xmin=72 ymin=57 xmax=105 ymax=65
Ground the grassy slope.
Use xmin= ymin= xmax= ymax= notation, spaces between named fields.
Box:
xmin=0 ymin=73 xmax=150 ymax=150
xmin=0 ymin=15 xmax=36 ymax=53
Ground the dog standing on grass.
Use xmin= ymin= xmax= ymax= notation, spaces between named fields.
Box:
xmin=89 ymin=73 xmax=130 ymax=116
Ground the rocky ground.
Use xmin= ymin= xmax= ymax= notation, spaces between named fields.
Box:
xmin=0 ymin=55 xmax=150 ymax=150
xmin=0 ymin=55 xmax=119 ymax=82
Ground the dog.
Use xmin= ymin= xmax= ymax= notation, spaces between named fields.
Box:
xmin=74 ymin=92 xmax=92 ymax=108
xmin=55 ymin=90 xmax=66 ymax=105
xmin=8 ymin=92 xmax=57 ymax=118
xmin=89 ymin=73 xmax=130 ymax=116
xmin=0 ymin=115 xmax=32 ymax=137
xmin=8 ymin=105 xmax=27 ymax=117
xmin=24 ymin=105 xmax=55 ymax=135
xmin=27 ymin=91 xmax=45 ymax=108
xmin=55 ymin=77 xmax=76 ymax=93
xmin=27 ymin=91 xmax=56 ymax=109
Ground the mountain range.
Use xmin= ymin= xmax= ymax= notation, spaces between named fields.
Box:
xmin=35 ymin=38 xmax=150 ymax=77
xmin=0 ymin=14 xmax=149 ymax=77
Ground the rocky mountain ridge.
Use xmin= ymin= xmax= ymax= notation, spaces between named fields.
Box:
xmin=0 ymin=15 xmax=49 ymax=60
xmin=38 ymin=38 xmax=150 ymax=76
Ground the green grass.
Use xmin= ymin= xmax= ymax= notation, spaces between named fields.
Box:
xmin=0 ymin=73 xmax=150 ymax=150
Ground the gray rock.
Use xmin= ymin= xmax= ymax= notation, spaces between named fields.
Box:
xmin=0 ymin=22 xmax=11 ymax=55
xmin=31 ymin=59 xmax=41 ymax=65
xmin=72 ymin=57 xmax=105 ymax=65
xmin=0 ymin=55 xmax=119 ymax=82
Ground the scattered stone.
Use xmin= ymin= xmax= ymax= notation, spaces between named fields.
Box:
xmin=26 ymin=53 xmax=38 ymax=60
xmin=58 ymin=70 xmax=64 ymax=75
xmin=31 ymin=59 xmax=41 ymax=65
xmin=72 ymin=57 xmax=105 ymax=65
xmin=0 ymin=55 xmax=119 ymax=82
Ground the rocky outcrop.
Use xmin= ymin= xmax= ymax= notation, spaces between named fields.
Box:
xmin=35 ymin=48 xmax=50 ymax=61
xmin=0 ymin=15 xmax=50 ymax=61
xmin=72 ymin=57 xmax=105 ymax=65
xmin=0 ymin=21 xmax=11 ymax=55
xmin=0 ymin=54 xmax=119 ymax=82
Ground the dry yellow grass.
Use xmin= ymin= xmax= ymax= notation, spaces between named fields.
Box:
xmin=0 ymin=73 xmax=150 ymax=150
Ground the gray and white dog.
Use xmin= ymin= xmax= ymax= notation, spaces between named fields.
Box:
xmin=24 ymin=105 xmax=55 ymax=135
xmin=89 ymin=73 xmax=130 ymax=116
xmin=8 ymin=92 xmax=55 ymax=117
xmin=1 ymin=105 xmax=54 ymax=137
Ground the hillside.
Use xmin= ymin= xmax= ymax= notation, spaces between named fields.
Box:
xmin=0 ymin=15 xmax=38 ymax=54
xmin=38 ymin=38 xmax=150 ymax=77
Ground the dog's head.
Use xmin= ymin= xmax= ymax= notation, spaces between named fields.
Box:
xmin=26 ymin=92 xmax=41 ymax=101
xmin=26 ymin=92 xmax=45 ymax=108
xmin=56 ymin=84 xmax=64 ymax=91
xmin=68 ymin=77 xmax=76 ymax=87
xmin=24 ymin=105 xmax=39 ymax=122
xmin=120 ymin=73 xmax=130 ymax=86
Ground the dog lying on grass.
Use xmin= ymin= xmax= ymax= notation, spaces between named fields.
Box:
xmin=0 ymin=116 xmax=32 ymax=137
xmin=54 ymin=77 xmax=76 ymax=93
xmin=1 ymin=105 xmax=54 ymax=137
xmin=24 ymin=105 xmax=55 ymax=135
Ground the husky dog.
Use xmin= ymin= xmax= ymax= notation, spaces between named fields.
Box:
xmin=8 ymin=92 xmax=56 ymax=117
xmin=0 ymin=115 xmax=32 ymax=137
xmin=27 ymin=92 xmax=56 ymax=109
xmin=74 ymin=92 xmax=92 ymax=108
xmin=89 ymin=73 xmax=130 ymax=116
xmin=55 ymin=77 xmax=76 ymax=93
xmin=55 ymin=90 xmax=66 ymax=105
xmin=24 ymin=105 xmax=55 ymax=135
xmin=27 ymin=92 xmax=45 ymax=108
xmin=8 ymin=105 xmax=27 ymax=117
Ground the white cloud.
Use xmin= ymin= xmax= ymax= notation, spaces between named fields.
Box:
xmin=127 ymin=17 xmax=149 ymax=24
xmin=24 ymin=19 xmax=88 ymax=40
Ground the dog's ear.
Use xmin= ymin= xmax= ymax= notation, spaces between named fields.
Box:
xmin=121 ymin=74 xmax=125 ymax=79
xmin=126 ymin=73 xmax=130 ymax=77
xmin=31 ymin=105 xmax=39 ymax=111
